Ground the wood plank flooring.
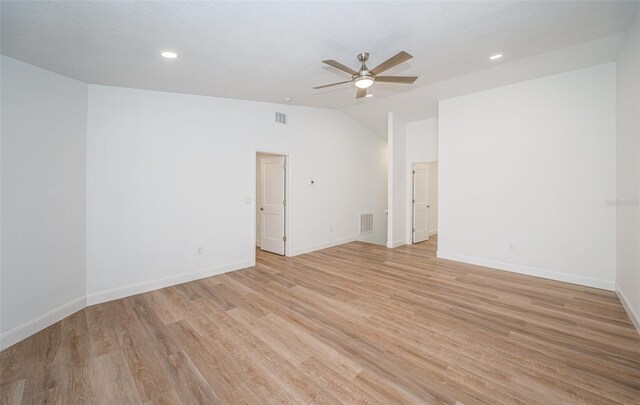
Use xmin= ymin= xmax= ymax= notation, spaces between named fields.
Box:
xmin=2 ymin=236 xmax=640 ymax=404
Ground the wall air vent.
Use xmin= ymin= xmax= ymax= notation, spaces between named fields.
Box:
xmin=360 ymin=213 xmax=374 ymax=234
xmin=275 ymin=112 xmax=288 ymax=124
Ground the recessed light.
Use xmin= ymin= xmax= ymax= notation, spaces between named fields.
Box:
xmin=489 ymin=54 xmax=503 ymax=60
xmin=365 ymin=94 xmax=373 ymax=98
xmin=161 ymin=51 xmax=178 ymax=59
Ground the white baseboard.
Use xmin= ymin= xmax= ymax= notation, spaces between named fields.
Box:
xmin=428 ymin=229 xmax=438 ymax=236
xmin=0 ymin=296 xmax=86 ymax=351
xmin=387 ymin=239 xmax=406 ymax=249
xmin=616 ymin=284 xmax=640 ymax=334
xmin=436 ymin=251 xmax=615 ymax=291
xmin=291 ymin=236 xmax=357 ymax=257
xmin=1 ymin=260 xmax=256 ymax=351
xmin=86 ymin=259 xmax=254 ymax=306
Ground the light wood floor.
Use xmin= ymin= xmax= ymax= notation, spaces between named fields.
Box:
xmin=2 ymin=236 xmax=640 ymax=404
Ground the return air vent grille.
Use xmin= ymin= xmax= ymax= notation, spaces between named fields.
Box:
xmin=360 ymin=213 xmax=374 ymax=234
xmin=275 ymin=112 xmax=288 ymax=124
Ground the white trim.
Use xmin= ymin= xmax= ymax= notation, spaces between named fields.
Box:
xmin=2 ymin=259 xmax=255 ymax=350
xmin=387 ymin=239 xmax=406 ymax=249
xmin=0 ymin=296 xmax=86 ymax=350
xmin=407 ymin=161 xmax=438 ymax=245
xmin=436 ymin=251 xmax=615 ymax=291
xmin=616 ymin=284 xmax=640 ymax=334
xmin=387 ymin=113 xmax=394 ymax=250
xmin=291 ymin=236 xmax=357 ymax=256
xmin=406 ymin=161 xmax=414 ymax=245
xmin=86 ymin=259 xmax=254 ymax=306
xmin=253 ymin=149 xmax=291 ymax=258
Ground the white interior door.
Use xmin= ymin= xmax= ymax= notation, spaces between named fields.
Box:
xmin=260 ymin=156 xmax=286 ymax=255
xmin=413 ymin=164 xmax=430 ymax=243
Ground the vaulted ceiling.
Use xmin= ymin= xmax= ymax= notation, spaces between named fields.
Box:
xmin=2 ymin=1 xmax=638 ymax=135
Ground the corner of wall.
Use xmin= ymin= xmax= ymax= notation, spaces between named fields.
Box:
xmin=0 ymin=296 xmax=86 ymax=351
xmin=85 ymin=259 xmax=254 ymax=307
xmin=0 ymin=57 xmax=89 ymax=351
xmin=616 ymin=284 xmax=640 ymax=333
xmin=614 ymin=8 xmax=640 ymax=336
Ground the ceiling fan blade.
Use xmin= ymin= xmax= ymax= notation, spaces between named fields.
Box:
xmin=375 ymin=76 xmax=418 ymax=84
xmin=322 ymin=60 xmax=357 ymax=75
xmin=370 ymin=51 xmax=413 ymax=75
xmin=356 ymin=87 xmax=367 ymax=99
xmin=312 ymin=80 xmax=352 ymax=89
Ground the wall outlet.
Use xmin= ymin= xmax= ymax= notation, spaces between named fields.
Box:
xmin=196 ymin=246 xmax=203 ymax=255
xmin=508 ymin=243 xmax=516 ymax=251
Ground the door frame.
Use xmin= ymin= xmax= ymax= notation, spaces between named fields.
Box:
xmin=406 ymin=161 xmax=436 ymax=244
xmin=411 ymin=162 xmax=430 ymax=243
xmin=253 ymin=149 xmax=291 ymax=262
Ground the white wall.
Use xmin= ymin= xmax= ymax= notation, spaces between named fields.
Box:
xmin=405 ymin=118 xmax=439 ymax=243
xmin=406 ymin=119 xmax=438 ymax=164
xmin=438 ymin=63 xmax=616 ymax=290
xmin=0 ymin=56 xmax=87 ymax=349
xmin=387 ymin=112 xmax=406 ymax=248
xmin=615 ymin=11 xmax=640 ymax=330
xmin=86 ymin=85 xmax=387 ymax=304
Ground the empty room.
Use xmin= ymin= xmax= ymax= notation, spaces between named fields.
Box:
xmin=1 ymin=1 xmax=640 ymax=404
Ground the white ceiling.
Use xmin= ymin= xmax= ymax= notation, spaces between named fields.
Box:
xmin=345 ymin=33 xmax=626 ymax=135
xmin=2 ymin=1 xmax=638 ymax=132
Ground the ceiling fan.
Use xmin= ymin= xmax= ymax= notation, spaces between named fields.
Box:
xmin=313 ymin=51 xmax=418 ymax=99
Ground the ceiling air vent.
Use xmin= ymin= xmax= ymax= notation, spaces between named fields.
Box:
xmin=275 ymin=112 xmax=288 ymax=124
xmin=360 ymin=213 xmax=374 ymax=234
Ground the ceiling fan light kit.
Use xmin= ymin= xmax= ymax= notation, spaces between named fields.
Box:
xmin=313 ymin=51 xmax=418 ymax=98
xmin=354 ymin=76 xmax=374 ymax=89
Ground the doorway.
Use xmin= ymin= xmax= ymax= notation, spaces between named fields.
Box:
xmin=411 ymin=162 xmax=438 ymax=244
xmin=256 ymin=152 xmax=287 ymax=255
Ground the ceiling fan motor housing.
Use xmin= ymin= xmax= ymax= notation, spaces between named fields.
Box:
xmin=356 ymin=52 xmax=372 ymax=77
xmin=354 ymin=52 xmax=374 ymax=88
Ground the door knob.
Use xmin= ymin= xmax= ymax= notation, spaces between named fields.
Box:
xmin=260 ymin=207 xmax=264 ymax=211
